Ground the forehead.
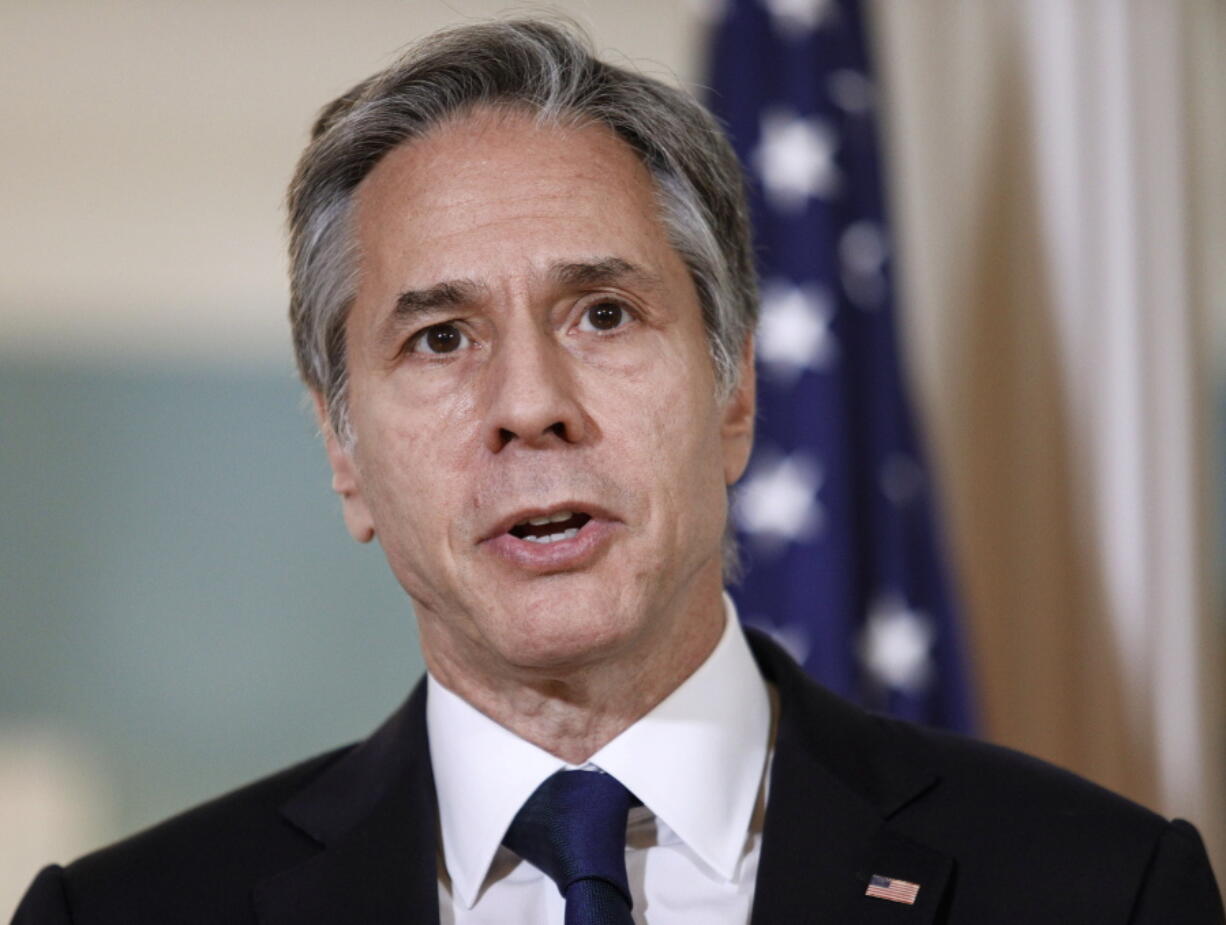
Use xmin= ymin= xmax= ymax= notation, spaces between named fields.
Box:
xmin=350 ymin=108 xmax=684 ymax=291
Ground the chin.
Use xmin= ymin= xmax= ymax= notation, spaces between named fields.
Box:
xmin=485 ymin=582 xmax=645 ymax=673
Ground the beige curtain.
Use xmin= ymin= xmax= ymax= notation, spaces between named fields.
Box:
xmin=870 ymin=0 xmax=1225 ymax=871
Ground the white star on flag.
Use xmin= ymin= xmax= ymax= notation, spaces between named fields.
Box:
xmin=735 ymin=451 xmax=824 ymax=551
xmin=858 ymin=595 xmax=935 ymax=693
xmin=827 ymin=69 xmax=876 ymax=114
xmin=760 ymin=0 xmax=836 ymax=37
xmin=757 ymin=281 xmax=837 ymax=384
xmin=754 ymin=109 xmax=840 ymax=212
xmin=839 ymin=220 xmax=889 ymax=308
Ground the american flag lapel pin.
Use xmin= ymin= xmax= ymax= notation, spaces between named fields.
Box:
xmin=865 ymin=873 xmax=921 ymax=905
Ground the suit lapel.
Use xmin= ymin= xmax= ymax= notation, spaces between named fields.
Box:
xmin=254 ymin=683 xmax=440 ymax=925
xmin=746 ymin=630 xmax=953 ymax=925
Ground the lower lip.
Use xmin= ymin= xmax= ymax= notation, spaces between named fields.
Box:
xmin=483 ymin=518 xmax=618 ymax=573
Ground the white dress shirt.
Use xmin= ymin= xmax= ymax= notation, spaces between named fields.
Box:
xmin=427 ymin=594 xmax=773 ymax=924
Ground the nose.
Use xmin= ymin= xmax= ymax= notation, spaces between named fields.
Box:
xmin=483 ymin=326 xmax=587 ymax=453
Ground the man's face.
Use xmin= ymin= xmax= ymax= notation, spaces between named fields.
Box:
xmin=322 ymin=109 xmax=754 ymax=682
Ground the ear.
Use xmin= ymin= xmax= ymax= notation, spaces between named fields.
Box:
xmin=720 ymin=337 xmax=756 ymax=485
xmin=311 ymin=391 xmax=376 ymax=544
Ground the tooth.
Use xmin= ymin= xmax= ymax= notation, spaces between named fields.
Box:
xmin=548 ymin=511 xmax=573 ymax=523
xmin=528 ymin=516 xmax=552 ymax=526
xmin=517 ymin=524 xmax=582 ymax=545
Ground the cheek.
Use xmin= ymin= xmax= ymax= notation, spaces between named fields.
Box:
xmin=354 ymin=390 xmax=479 ymax=539
xmin=604 ymin=353 xmax=727 ymax=519
xmin=379 ymin=372 xmax=482 ymax=460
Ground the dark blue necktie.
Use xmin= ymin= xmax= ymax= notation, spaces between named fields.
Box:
xmin=503 ymin=769 xmax=636 ymax=925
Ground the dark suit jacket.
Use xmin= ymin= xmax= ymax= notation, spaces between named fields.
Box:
xmin=13 ymin=630 xmax=1224 ymax=923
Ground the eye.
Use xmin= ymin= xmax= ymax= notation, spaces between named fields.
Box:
xmin=576 ymin=299 xmax=631 ymax=333
xmin=409 ymin=322 xmax=470 ymax=355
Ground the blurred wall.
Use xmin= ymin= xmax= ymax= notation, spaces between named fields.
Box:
xmin=0 ymin=0 xmax=706 ymax=365
xmin=0 ymin=362 xmax=418 ymax=884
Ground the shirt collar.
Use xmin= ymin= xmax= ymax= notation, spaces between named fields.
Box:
xmin=426 ymin=593 xmax=772 ymax=908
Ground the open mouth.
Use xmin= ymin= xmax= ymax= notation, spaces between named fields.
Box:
xmin=507 ymin=510 xmax=592 ymax=544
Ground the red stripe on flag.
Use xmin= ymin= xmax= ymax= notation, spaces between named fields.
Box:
xmin=865 ymin=875 xmax=920 ymax=904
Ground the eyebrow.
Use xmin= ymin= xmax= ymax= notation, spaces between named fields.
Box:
xmin=373 ymin=278 xmax=485 ymax=353
xmin=390 ymin=258 xmax=658 ymax=317
xmin=550 ymin=257 xmax=664 ymax=293
xmin=392 ymin=279 xmax=485 ymax=317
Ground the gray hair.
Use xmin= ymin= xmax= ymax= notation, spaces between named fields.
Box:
xmin=286 ymin=17 xmax=758 ymax=443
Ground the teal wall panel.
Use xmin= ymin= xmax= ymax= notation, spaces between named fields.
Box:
xmin=0 ymin=361 xmax=423 ymax=845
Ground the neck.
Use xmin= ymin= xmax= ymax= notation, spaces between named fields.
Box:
xmin=421 ymin=586 xmax=726 ymax=764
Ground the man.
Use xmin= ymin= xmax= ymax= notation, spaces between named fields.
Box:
xmin=14 ymin=18 xmax=1223 ymax=925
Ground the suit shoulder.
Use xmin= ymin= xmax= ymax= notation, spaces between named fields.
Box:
xmin=894 ymin=715 xmax=1165 ymax=832
xmin=759 ymin=638 xmax=1163 ymax=842
xmin=871 ymin=714 xmax=1181 ymax=899
xmin=884 ymin=718 xmax=1224 ymax=919
xmin=78 ymin=744 xmax=353 ymax=864
xmin=755 ymin=627 xmax=1167 ymax=842
xmin=57 ymin=745 xmax=353 ymax=920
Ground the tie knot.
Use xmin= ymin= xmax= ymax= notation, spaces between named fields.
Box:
xmin=503 ymin=769 xmax=635 ymax=905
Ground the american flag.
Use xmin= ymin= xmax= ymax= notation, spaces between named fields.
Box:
xmin=865 ymin=873 xmax=922 ymax=905
xmin=706 ymin=0 xmax=975 ymax=731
